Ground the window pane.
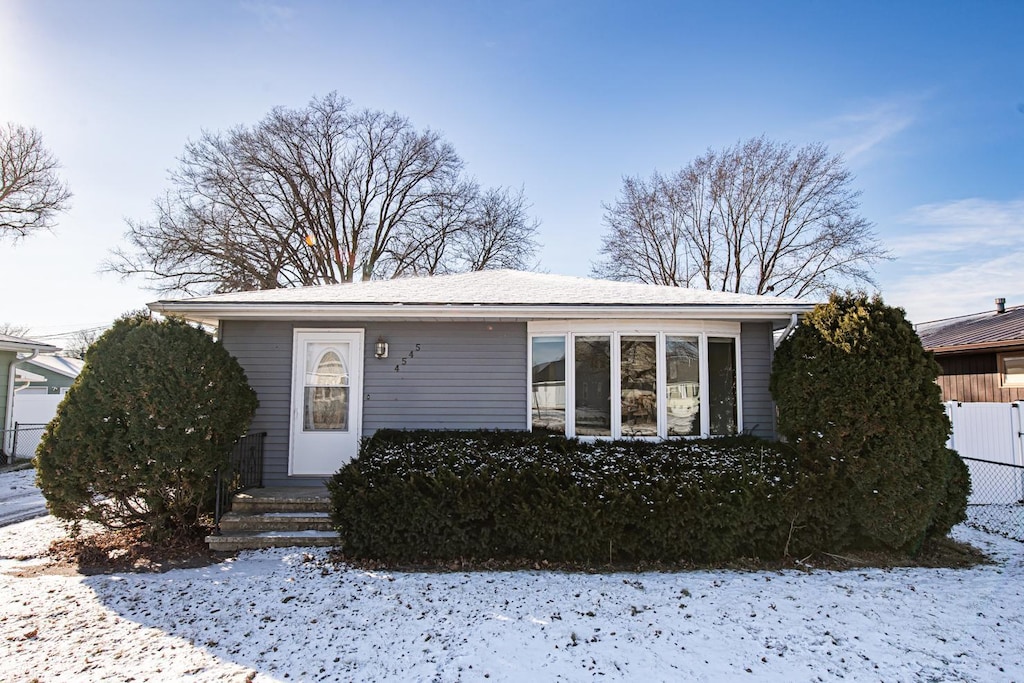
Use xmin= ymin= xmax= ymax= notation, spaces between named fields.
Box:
xmin=621 ymin=336 xmax=657 ymax=436
xmin=709 ymin=337 xmax=737 ymax=435
xmin=666 ymin=336 xmax=700 ymax=436
xmin=532 ymin=336 xmax=566 ymax=434
xmin=303 ymin=345 xmax=350 ymax=431
xmin=304 ymin=386 xmax=349 ymax=431
xmin=575 ymin=335 xmax=611 ymax=436
xmin=1004 ymin=355 xmax=1024 ymax=386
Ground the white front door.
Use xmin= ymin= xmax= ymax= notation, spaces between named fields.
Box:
xmin=289 ymin=329 xmax=364 ymax=476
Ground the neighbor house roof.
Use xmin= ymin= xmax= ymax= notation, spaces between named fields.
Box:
xmin=917 ymin=304 xmax=1024 ymax=354
xmin=150 ymin=270 xmax=814 ymax=325
xmin=23 ymin=355 xmax=84 ymax=379
xmin=0 ymin=333 xmax=60 ymax=354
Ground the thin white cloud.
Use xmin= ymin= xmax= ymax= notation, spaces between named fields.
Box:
xmin=887 ymin=199 xmax=1024 ymax=257
xmin=815 ymin=94 xmax=928 ymax=164
xmin=239 ymin=1 xmax=295 ymax=28
xmin=878 ymin=197 xmax=1024 ymax=321
xmin=885 ymin=251 xmax=1024 ymax=324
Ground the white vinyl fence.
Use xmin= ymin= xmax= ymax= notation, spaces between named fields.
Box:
xmin=4 ymin=393 xmax=64 ymax=461
xmin=945 ymin=401 xmax=1024 ymax=541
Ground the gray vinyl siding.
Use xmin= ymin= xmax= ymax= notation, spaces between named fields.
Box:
xmin=220 ymin=320 xmax=527 ymax=486
xmin=220 ymin=321 xmax=295 ymax=485
xmin=740 ymin=322 xmax=776 ymax=439
xmin=221 ymin=318 xmax=776 ymax=486
xmin=363 ymin=322 xmax=527 ymax=432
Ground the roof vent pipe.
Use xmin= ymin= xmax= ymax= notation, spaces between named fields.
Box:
xmin=996 ymin=297 xmax=1006 ymax=314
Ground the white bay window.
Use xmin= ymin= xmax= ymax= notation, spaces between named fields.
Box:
xmin=528 ymin=321 xmax=741 ymax=438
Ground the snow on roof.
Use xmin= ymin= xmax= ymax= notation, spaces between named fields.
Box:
xmin=0 ymin=333 xmax=60 ymax=354
xmin=23 ymin=354 xmax=84 ymax=379
xmin=153 ymin=270 xmax=809 ymax=308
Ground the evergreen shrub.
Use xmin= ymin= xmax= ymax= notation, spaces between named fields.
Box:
xmin=35 ymin=313 xmax=258 ymax=539
xmin=329 ymin=430 xmax=802 ymax=563
xmin=770 ymin=293 xmax=970 ymax=553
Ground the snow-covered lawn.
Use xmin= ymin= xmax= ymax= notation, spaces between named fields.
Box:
xmin=0 ymin=515 xmax=1020 ymax=682
xmin=0 ymin=467 xmax=47 ymax=526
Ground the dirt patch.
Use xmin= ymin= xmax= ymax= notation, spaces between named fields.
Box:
xmin=44 ymin=526 xmax=222 ymax=575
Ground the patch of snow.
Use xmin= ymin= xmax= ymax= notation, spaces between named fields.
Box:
xmin=0 ymin=469 xmax=48 ymax=528
xmin=0 ymin=511 xmax=1021 ymax=681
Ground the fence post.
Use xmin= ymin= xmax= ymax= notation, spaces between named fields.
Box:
xmin=12 ymin=422 xmax=20 ymax=461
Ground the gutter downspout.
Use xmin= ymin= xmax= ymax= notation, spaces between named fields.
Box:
xmin=4 ymin=350 xmax=39 ymax=456
xmin=774 ymin=313 xmax=799 ymax=350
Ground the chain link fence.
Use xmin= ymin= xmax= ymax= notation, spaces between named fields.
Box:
xmin=962 ymin=457 xmax=1024 ymax=542
xmin=1 ymin=422 xmax=47 ymax=466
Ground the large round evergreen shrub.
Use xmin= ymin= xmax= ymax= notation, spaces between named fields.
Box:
xmin=35 ymin=313 xmax=258 ymax=539
xmin=770 ymin=293 xmax=969 ymax=552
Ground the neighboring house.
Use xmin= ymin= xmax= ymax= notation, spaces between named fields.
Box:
xmin=150 ymin=270 xmax=813 ymax=487
xmin=1 ymin=333 xmax=60 ymax=459
xmin=917 ymin=298 xmax=1024 ymax=403
xmin=14 ymin=355 xmax=84 ymax=395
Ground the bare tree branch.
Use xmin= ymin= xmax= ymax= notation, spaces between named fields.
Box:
xmin=594 ymin=136 xmax=888 ymax=297
xmin=0 ymin=123 xmax=72 ymax=241
xmin=107 ymin=93 xmax=540 ymax=294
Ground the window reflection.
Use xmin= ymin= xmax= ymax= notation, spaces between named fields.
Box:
xmin=531 ymin=337 xmax=566 ymax=433
xmin=575 ymin=336 xmax=611 ymax=436
xmin=620 ymin=336 xmax=657 ymax=436
xmin=665 ymin=336 xmax=700 ymax=436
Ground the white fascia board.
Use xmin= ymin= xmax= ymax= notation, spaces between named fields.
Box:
xmin=0 ymin=341 xmax=60 ymax=353
xmin=150 ymin=302 xmax=815 ymax=326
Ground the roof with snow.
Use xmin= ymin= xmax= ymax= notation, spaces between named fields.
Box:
xmin=917 ymin=303 xmax=1024 ymax=353
xmin=23 ymin=355 xmax=84 ymax=379
xmin=150 ymin=270 xmax=813 ymax=325
xmin=0 ymin=333 xmax=59 ymax=354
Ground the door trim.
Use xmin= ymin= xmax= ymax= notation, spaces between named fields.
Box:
xmin=288 ymin=328 xmax=364 ymax=476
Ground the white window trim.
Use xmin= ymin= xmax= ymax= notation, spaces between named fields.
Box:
xmin=999 ymin=352 xmax=1024 ymax=388
xmin=527 ymin=320 xmax=743 ymax=440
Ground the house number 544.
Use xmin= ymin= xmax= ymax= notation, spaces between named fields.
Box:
xmin=394 ymin=344 xmax=422 ymax=372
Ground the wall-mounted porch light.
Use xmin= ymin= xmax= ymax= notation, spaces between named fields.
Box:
xmin=374 ymin=337 xmax=389 ymax=359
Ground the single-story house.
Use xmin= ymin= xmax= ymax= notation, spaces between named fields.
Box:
xmin=150 ymin=270 xmax=813 ymax=487
xmin=1 ymin=333 xmax=60 ymax=459
xmin=14 ymin=355 xmax=84 ymax=395
xmin=917 ymin=297 xmax=1024 ymax=403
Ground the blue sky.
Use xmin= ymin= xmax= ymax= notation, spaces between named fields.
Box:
xmin=2 ymin=0 xmax=1022 ymax=342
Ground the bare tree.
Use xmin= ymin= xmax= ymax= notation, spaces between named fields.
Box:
xmin=0 ymin=123 xmax=72 ymax=241
xmin=61 ymin=327 xmax=104 ymax=360
xmin=0 ymin=323 xmax=32 ymax=338
xmin=594 ymin=137 xmax=887 ymax=298
xmin=109 ymin=93 xmax=540 ymax=293
xmin=384 ymin=185 xmax=540 ymax=276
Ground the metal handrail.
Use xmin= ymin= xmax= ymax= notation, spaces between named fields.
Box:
xmin=213 ymin=431 xmax=266 ymax=534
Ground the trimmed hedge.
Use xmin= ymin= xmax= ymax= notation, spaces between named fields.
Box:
xmin=329 ymin=430 xmax=804 ymax=564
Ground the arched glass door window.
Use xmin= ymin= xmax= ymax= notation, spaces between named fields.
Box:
xmin=303 ymin=346 xmax=349 ymax=431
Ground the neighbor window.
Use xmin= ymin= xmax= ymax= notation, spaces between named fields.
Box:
xmin=528 ymin=326 xmax=741 ymax=439
xmin=1000 ymin=353 xmax=1024 ymax=387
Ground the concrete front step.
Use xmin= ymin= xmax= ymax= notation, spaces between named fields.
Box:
xmin=218 ymin=511 xmax=334 ymax=533
xmin=210 ymin=487 xmax=338 ymax=551
xmin=230 ymin=486 xmax=331 ymax=514
xmin=207 ymin=529 xmax=340 ymax=552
